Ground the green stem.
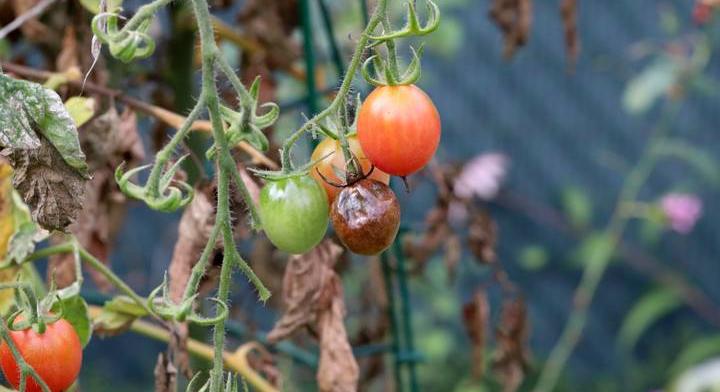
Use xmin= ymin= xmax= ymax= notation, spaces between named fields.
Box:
xmin=188 ymin=0 xmax=244 ymax=389
xmin=146 ymin=96 xmax=206 ymax=196
xmin=222 ymin=154 xmax=262 ymax=231
xmin=215 ymin=55 xmax=254 ymax=108
xmin=76 ymin=247 xmax=153 ymax=316
xmin=182 ymin=221 xmax=221 ymax=303
xmin=532 ymin=102 xmax=679 ymax=392
xmin=279 ymin=0 xmax=389 ymax=171
xmin=122 ymin=0 xmax=174 ymax=32
xmin=23 ymin=243 xmax=73 ymax=263
xmin=382 ymin=15 xmax=400 ymax=83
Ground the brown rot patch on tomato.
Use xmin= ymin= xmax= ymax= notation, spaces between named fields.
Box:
xmin=331 ymin=179 xmax=400 ymax=255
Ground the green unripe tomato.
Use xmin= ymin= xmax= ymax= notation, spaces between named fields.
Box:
xmin=259 ymin=175 xmax=329 ymax=254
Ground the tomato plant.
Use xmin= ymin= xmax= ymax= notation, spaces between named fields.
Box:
xmin=357 ymin=84 xmax=441 ymax=176
xmin=259 ymin=175 xmax=329 ymax=254
xmin=0 ymin=0 xmax=443 ymax=389
xmin=0 ymin=319 xmax=82 ymax=392
xmin=310 ymin=136 xmax=390 ymax=202
xmin=331 ymin=179 xmax=401 ymax=255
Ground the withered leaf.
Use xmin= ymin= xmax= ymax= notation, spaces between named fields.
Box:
xmin=463 ymin=290 xmax=490 ymax=379
xmin=444 ymin=234 xmax=462 ymax=281
xmin=168 ymin=182 xmax=220 ymax=302
xmin=489 ymin=0 xmax=533 ymax=59
xmin=56 ymin=24 xmax=80 ymax=73
xmin=267 ymin=240 xmax=343 ymax=340
xmin=267 ymin=240 xmax=358 ymax=392
xmin=468 ymin=209 xmax=498 ymax=264
xmin=560 ymin=0 xmax=580 ymax=68
xmin=317 ymin=274 xmax=359 ymax=392
xmin=49 ymin=108 xmax=144 ymax=288
xmin=492 ymin=297 xmax=531 ymax=392
xmin=154 ymin=352 xmax=177 ymax=392
xmin=2 ymin=137 xmax=86 ymax=231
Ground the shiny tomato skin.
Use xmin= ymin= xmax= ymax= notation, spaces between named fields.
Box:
xmin=331 ymin=179 xmax=400 ymax=255
xmin=0 ymin=319 xmax=82 ymax=392
xmin=259 ymin=175 xmax=329 ymax=254
xmin=310 ymin=136 xmax=390 ymax=202
xmin=357 ymin=84 xmax=441 ymax=176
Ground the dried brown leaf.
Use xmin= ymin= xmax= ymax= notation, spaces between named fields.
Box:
xmin=492 ymin=297 xmax=531 ymax=392
xmin=489 ymin=0 xmax=533 ymax=59
xmin=463 ymin=290 xmax=490 ymax=379
xmin=267 ymin=239 xmax=358 ymax=392
xmin=444 ymin=234 xmax=462 ymax=281
xmin=267 ymin=240 xmax=343 ymax=340
xmin=48 ymin=108 xmax=144 ymax=289
xmin=317 ymin=274 xmax=359 ymax=392
xmin=560 ymin=0 xmax=580 ymax=68
xmin=468 ymin=209 xmax=498 ymax=264
xmin=169 ymin=322 xmax=191 ymax=379
xmin=154 ymin=352 xmax=177 ymax=392
xmin=56 ymin=25 xmax=79 ymax=73
xmin=168 ymin=183 xmax=218 ymax=302
xmin=2 ymin=136 xmax=85 ymax=231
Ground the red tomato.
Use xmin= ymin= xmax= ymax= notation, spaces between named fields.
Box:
xmin=0 ymin=319 xmax=82 ymax=392
xmin=310 ymin=136 xmax=390 ymax=202
xmin=357 ymin=84 xmax=441 ymax=176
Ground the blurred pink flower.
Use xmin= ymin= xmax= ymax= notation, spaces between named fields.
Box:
xmin=660 ymin=193 xmax=703 ymax=234
xmin=454 ymin=153 xmax=509 ymax=201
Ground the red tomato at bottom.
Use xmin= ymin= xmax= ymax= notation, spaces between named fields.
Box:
xmin=357 ymin=84 xmax=441 ymax=177
xmin=0 ymin=319 xmax=82 ymax=392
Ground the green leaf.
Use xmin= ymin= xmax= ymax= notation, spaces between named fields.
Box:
xmin=622 ymin=58 xmax=678 ymax=114
xmin=52 ymin=295 xmax=92 ymax=347
xmin=518 ymin=245 xmax=548 ymax=271
xmin=93 ymin=296 xmax=148 ymax=336
xmin=654 ymin=139 xmax=720 ymax=187
xmin=64 ymin=97 xmax=96 ymax=128
xmin=571 ymin=232 xmax=615 ymax=269
xmin=618 ymin=288 xmax=682 ymax=350
xmin=104 ymin=295 xmax=149 ymax=317
xmin=0 ymin=74 xmax=89 ymax=177
xmin=670 ymin=335 xmax=720 ymax=375
xmin=561 ymin=187 xmax=592 ymax=229
xmin=425 ymin=17 xmax=463 ymax=58
xmin=659 ymin=7 xmax=679 ymax=35
xmin=5 ymin=191 xmax=46 ymax=264
xmin=78 ymin=0 xmax=123 ymax=14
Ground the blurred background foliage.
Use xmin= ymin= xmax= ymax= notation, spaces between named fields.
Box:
xmin=3 ymin=0 xmax=720 ymax=390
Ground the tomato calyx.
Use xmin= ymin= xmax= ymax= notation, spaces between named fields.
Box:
xmin=206 ymin=76 xmax=277 ymax=160
xmin=362 ymin=44 xmax=425 ymax=86
xmin=366 ymin=0 xmax=440 ymax=43
xmin=0 ymin=282 xmax=65 ymax=336
xmin=146 ymin=275 xmax=229 ymax=325
xmin=314 ymin=153 xmax=376 ymax=189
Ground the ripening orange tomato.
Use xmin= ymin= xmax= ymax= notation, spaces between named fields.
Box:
xmin=357 ymin=84 xmax=441 ymax=176
xmin=310 ymin=136 xmax=390 ymax=202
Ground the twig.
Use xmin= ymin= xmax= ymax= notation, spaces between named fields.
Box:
xmin=0 ymin=62 xmax=279 ymax=169
xmin=86 ymin=306 xmax=279 ymax=392
xmin=0 ymin=0 xmax=58 ymax=39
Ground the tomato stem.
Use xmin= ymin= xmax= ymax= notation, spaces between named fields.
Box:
xmin=278 ymin=0 xmax=390 ymax=173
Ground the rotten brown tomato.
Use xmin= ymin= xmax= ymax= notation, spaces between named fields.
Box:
xmin=331 ymin=178 xmax=401 ymax=255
